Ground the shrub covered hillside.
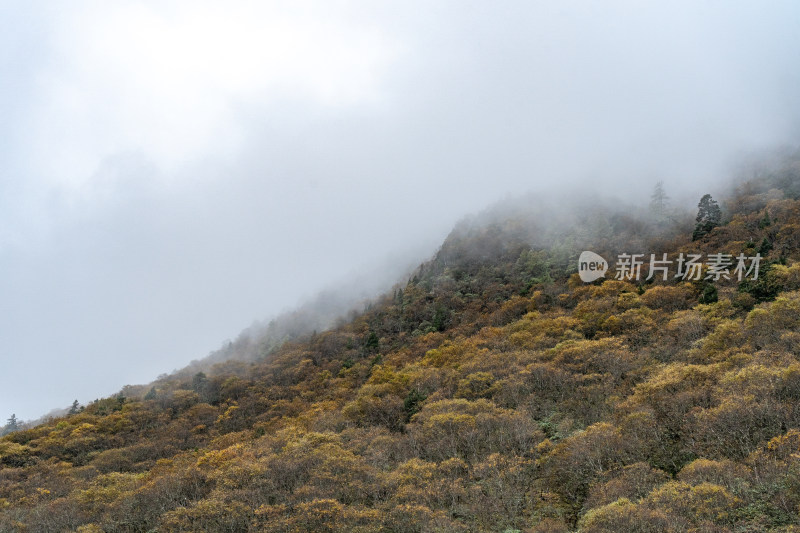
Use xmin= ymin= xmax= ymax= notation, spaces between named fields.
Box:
xmin=3 ymin=151 xmax=800 ymax=532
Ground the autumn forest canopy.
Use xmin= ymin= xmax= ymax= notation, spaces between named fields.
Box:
xmin=3 ymin=149 xmax=800 ymax=531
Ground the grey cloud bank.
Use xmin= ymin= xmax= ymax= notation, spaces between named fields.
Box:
xmin=2 ymin=1 xmax=800 ymax=420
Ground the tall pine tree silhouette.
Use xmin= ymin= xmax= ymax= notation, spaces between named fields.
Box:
xmin=693 ymin=194 xmax=721 ymax=240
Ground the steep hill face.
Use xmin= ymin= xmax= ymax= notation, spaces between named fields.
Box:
xmin=3 ymin=150 xmax=800 ymax=532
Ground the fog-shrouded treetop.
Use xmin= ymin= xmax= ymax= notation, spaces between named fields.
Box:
xmin=693 ymin=193 xmax=723 ymax=240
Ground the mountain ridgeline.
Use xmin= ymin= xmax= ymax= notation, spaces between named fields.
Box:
xmin=3 ymin=149 xmax=800 ymax=531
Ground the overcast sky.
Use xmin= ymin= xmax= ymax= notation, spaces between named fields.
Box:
xmin=2 ymin=1 xmax=800 ymax=420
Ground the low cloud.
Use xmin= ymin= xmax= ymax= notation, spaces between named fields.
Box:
xmin=1 ymin=1 xmax=799 ymax=419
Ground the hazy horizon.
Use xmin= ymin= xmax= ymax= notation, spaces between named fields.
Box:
xmin=3 ymin=1 xmax=800 ymax=420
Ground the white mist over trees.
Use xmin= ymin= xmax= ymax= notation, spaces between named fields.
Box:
xmin=1 ymin=1 xmax=800 ymax=419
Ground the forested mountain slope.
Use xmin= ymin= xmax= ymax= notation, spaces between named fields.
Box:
xmin=3 ymin=150 xmax=800 ymax=531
